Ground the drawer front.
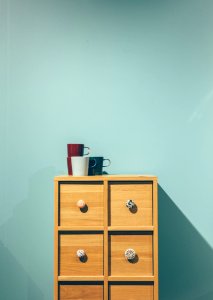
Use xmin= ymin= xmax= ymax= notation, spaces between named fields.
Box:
xmin=110 ymin=284 xmax=153 ymax=300
xmin=59 ymin=234 xmax=103 ymax=276
xmin=109 ymin=234 xmax=153 ymax=276
xmin=60 ymin=183 xmax=104 ymax=226
xmin=109 ymin=183 xmax=153 ymax=227
xmin=60 ymin=284 xmax=103 ymax=300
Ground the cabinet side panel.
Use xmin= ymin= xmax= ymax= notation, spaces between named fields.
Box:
xmin=54 ymin=181 xmax=59 ymax=300
xmin=153 ymin=180 xmax=158 ymax=300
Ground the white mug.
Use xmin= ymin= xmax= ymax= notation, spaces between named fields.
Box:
xmin=71 ymin=156 xmax=89 ymax=176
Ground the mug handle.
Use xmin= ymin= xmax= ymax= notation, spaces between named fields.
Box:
xmin=90 ymin=159 xmax=97 ymax=168
xmin=103 ymin=159 xmax=111 ymax=167
xmin=84 ymin=146 xmax=90 ymax=156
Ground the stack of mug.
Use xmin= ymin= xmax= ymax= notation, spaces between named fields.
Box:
xmin=67 ymin=143 xmax=111 ymax=176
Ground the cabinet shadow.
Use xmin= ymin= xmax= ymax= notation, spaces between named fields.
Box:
xmin=0 ymin=166 xmax=59 ymax=300
xmin=158 ymin=185 xmax=213 ymax=300
xmin=0 ymin=241 xmax=44 ymax=300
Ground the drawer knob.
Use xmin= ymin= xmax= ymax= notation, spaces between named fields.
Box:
xmin=125 ymin=248 xmax=136 ymax=260
xmin=126 ymin=199 xmax=135 ymax=209
xmin=77 ymin=199 xmax=86 ymax=208
xmin=76 ymin=249 xmax=86 ymax=258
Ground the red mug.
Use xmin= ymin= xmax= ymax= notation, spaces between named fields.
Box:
xmin=67 ymin=157 xmax=73 ymax=175
xmin=67 ymin=144 xmax=90 ymax=157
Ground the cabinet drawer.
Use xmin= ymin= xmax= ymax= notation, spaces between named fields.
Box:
xmin=109 ymin=233 xmax=153 ymax=276
xmin=109 ymin=183 xmax=153 ymax=226
xmin=109 ymin=284 xmax=153 ymax=300
xmin=59 ymin=183 xmax=104 ymax=226
xmin=59 ymin=284 xmax=103 ymax=300
xmin=59 ymin=233 xmax=103 ymax=276
xmin=109 ymin=182 xmax=153 ymax=227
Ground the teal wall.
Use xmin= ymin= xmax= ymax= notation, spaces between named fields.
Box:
xmin=1 ymin=0 xmax=213 ymax=299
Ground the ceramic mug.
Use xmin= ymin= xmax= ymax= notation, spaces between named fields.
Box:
xmin=88 ymin=157 xmax=111 ymax=175
xmin=67 ymin=144 xmax=90 ymax=175
xmin=67 ymin=144 xmax=90 ymax=157
xmin=67 ymin=157 xmax=73 ymax=176
xmin=71 ymin=156 xmax=89 ymax=176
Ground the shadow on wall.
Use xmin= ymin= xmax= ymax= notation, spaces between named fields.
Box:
xmin=0 ymin=167 xmax=61 ymax=300
xmin=158 ymin=185 xmax=213 ymax=300
xmin=0 ymin=241 xmax=44 ymax=300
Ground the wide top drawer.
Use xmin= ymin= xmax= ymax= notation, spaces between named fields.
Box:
xmin=59 ymin=182 xmax=104 ymax=226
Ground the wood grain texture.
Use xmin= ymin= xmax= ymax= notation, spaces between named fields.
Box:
xmin=60 ymin=184 xmax=104 ymax=226
xmin=109 ymin=183 xmax=153 ymax=226
xmin=108 ymin=276 xmax=154 ymax=281
xmin=153 ymin=180 xmax=159 ymax=300
xmin=54 ymin=181 xmax=58 ymax=300
xmin=58 ymin=276 xmax=104 ymax=281
xmin=103 ymin=180 xmax=108 ymax=300
xmin=54 ymin=175 xmax=157 ymax=182
xmin=59 ymin=285 xmax=103 ymax=300
xmin=58 ymin=226 xmax=104 ymax=231
xmin=110 ymin=285 xmax=153 ymax=300
xmin=109 ymin=234 xmax=153 ymax=276
xmin=108 ymin=226 xmax=154 ymax=231
xmin=59 ymin=234 xmax=103 ymax=276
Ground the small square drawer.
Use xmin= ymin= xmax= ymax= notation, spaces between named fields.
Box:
xmin=59 ymin=284 xmax=103 ymax=300
xmin=59 ymin=233 xmax=103 ymax=276
xmin=109 ymin=233 xmax=153 ymax=276
xmin=109 ymin=284 xmax=153 ymax=300
xmin=109 ymin=182 xmax=153 ymax=227
xmin=59 ymin=183 xmax=104 ymax=226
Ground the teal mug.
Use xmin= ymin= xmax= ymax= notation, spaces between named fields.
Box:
xmin=88 ymin=157 xmax=111 ymax=175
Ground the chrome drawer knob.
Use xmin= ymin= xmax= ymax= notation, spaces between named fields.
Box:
xmin=77 ymin=199 xmax=86 ymax=208
xmin=125 ymin=248 xmax=136 ymax=260
xmin=126 ymin=199 xmax=135 ymax=209
xmin=76 ymin=249 xmax=86 ymax=258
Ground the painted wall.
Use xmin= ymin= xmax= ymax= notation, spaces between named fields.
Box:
xmin=1 ymin=0 xmax=213 ymax=299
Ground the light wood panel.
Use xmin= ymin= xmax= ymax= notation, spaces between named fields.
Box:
xmin=59 ymin=285 xmax=103 ymax=300
xmin=108 ymin=276 xmax=154 ymax=281
xmin=108 ymin=226 xmax=154 ymax=231
xmin=60 ymin=183 xmax=104 ymax=226
xmin=153 ymin=180 xmax=159 ymax=300
xmin=103 ymin=180 xmax=108 ymax=300
xmin=109 ymin=234 xmax=153 ymax=276
xmin=58 ymin=226 xmax=104 ymax=231
xmin=109 ymin=183 xmax=153 ymax=226
xmin=58 ymin=276 xmax=104 ymax=281
xmin=59 ymin=234 xmax=103 ymax=276
xmin=110 ymin=284 xmax=153 ymax=300
xmin=55 ymin=175 xmax=157 ymax=182
xmin=54 ymin=181 xmax=59 ymax=300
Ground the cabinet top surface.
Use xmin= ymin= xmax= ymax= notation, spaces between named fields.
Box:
xmin=54 ymin=174 xmax=157 ymax=182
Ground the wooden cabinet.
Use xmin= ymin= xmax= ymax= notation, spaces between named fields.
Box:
xmin=54 ymin=175 xmax=158 ymax=300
